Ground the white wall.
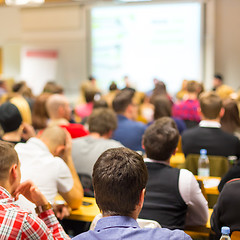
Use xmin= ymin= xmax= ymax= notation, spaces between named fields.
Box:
xmin=215 ymin=0 xmax=240 ymax=90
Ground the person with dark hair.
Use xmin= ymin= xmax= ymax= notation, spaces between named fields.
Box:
xmin=75 ymin=89 xmax=96 ymax=120
xmin=0 ymin=141 xmax=70 ymax=239
xmin=152 ymin=96 xmax=186 ymax=134
xmin=139 ymin=117 xmax=208 ymax=229
xmin=182 ymin=92 xmax=240 ymax=158
xmin=172 ymin=80 xmax=201 ymax=127
xmin=112 ymin=89 xmax=147 ymax=151
xmin=72 ymin=147 xmax=191 ymax=240
xmin=212 ymin=74 xmax=223 ymax=91
xmin=212 ymin=74 xmax=234 ymax=99
xmin=211 ymin=179 xmax=240 ymax=239
xmin=0 ymin=102 xmax=35 ymax=144
xmin=72 ymin=108 xmax=123 ymax=176
xmin=221 ymin=98 xmax=240 ymax=139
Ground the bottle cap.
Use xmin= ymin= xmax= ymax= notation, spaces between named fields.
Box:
xmin=200 ymin=149 xmax=207 ymax=155
xmin=221 ymin=226 xmax=230 ymax=235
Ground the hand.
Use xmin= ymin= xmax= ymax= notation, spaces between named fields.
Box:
xmin=21 ymin=123 xmax=36 ymax=141
xmin=53 ymin=202 xmax=71 ymax=220
xmin=13 ymin=180 xmax=48 ymax=207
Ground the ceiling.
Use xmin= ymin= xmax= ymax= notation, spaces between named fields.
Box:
xmin=0 ymin=0 xmax=168 ymax=7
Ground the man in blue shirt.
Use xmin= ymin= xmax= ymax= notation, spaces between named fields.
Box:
xmin=73 ymin=147 xmax=191 ymax=240
xmin=112 ymin=89 xmax=147 ymax=152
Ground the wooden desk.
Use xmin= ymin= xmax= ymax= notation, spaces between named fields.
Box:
xmin=67 ymin=197 xmax=100 ymax=222
xmin=170 ymin=153 xmax=185 ymax=168
xmin=195 ymin=176 xmax=220 ymax=195
xmin=55 ymin=195 xmax=100 ymax=222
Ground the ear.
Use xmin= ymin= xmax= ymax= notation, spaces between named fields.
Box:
xmin=141 ymin=139 xmax=145 ymax=151
xmin=219 ymin=107 xmax=225 ymax=118
xmin=138 ymin=188 xmax=145 ymax=209
xmin=54 ymin=145 xmax=65 ymax=157
xmin=58 ymin=105 xmax=65 ymax=117
xmin=9 ymin=164 xmax=18 ymax=182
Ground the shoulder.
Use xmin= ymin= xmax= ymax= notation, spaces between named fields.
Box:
xmin=182 ymin=126 xmax=200 ymax=138
xmin=144 ymin=227 xmax=191 ymax=240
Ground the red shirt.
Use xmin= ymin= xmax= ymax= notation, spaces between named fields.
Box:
xmin=0 ymin=187 xmax=70 ymax=239
xmin=172 ymin=99 xmax=201 ymax=122
xmin=60 ymin=123 xmax=89 ymax=139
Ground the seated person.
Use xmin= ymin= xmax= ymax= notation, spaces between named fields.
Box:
xmin=72 ymin=147 xmax=191 ymax=240
xmin=182 ymin=92 xmax=240 ymax=158
xmin=46 ymin=94 xmax=88 ymax=138
xmin=72 ymin=108 xmax=123 ymax=177
xmin=15 ymin=126 xmax=83 ymax=213
xmin=112 ymin=89 xmax=147 ymax=152
xmin=172 ymin=80 xmax=201 ymax=127
xmin=0 ymin=141 xmax=70 ymax=239
xmin=211 ymin=179 xmax=240 ymax=239
xmin=218 ymin=161 xmax=240 ymax=192
xmin=139 ymin=117 xmax=208 ymax=229
xmin=0 ymin=102 xmax=35 ymax=145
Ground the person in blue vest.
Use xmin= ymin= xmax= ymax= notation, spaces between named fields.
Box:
xmin=112 ymin=89 xmax=147 ymax=152
xmin=139 ymin=117 xmax=208 ymax=229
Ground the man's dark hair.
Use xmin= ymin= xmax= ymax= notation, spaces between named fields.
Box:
xmin=214 ymin=74 xmax=223 ymax=82
xmin=88 ymin=108 xmax=117 ymax=135
xmin=84 ymin=89 xmax=96 ymax=103
xmin=0 ymin=141 xmax=19 ymax=179
xmin=143 ymin=117 xmax=179 ymax=161
xmin=112 ymin=89 xmax=134 ymax=113
xmin=92 ymin=147 xmax=148 ymax=216
xmin=200 ymin=91 xmax=222 ymax=119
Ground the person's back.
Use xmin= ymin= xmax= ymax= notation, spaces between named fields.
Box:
xmin=15 ymin=126 xmax=83 ymax=213
xmin=182 ymin=125 xmax=240 ymax=157
xmin=72 ymin=108 xmax=123 ymax=176
xmin=0 ymin=141 xmax=70 ymax=239
xmin=72 ymin=147 xmax=191 ymax=240
xmin=211 ymin=179 xmax=240 ymax=239
xmin=112 ymin=89 xmax=147 ymax=151
xmin=172 ymin=81 xmax=201 ymax=123
xmin=46 ymin=94 xmax=88 ymax=139
xmin=76 ymin=216 xmax=190 ymax=240
xmin=139 ymin=117 xmax=208 ymax=229
xmin=182 ymin=92 xmax=240 ymax=158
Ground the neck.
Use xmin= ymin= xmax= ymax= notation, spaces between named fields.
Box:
xmin=186 ymin=92 xmax=197 ymax=100
xmin=201 ymin=117 xmax=220 ymax=123
xmin=0 ymin=180 xmax=12 ymax=195
xmin=90 ymin=132 xmax=111 ymax=139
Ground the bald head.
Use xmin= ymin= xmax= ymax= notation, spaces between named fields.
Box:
xmin=46 ymin=94 xmax=71 ymax=121
xmin=40 ymin=126 xmax=66 ymax=156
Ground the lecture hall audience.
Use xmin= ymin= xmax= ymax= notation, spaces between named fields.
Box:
xmin=0 ymin=75 xmax=239 ymax=239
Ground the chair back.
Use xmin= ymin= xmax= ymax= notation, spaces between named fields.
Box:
xmin=184 ymin=154 xmax=229 ymax=177
xmin=232 ymin=231 xmax=240 ymax=240
xmin=78 ymin=173 xmax=94 ymax=197
xmin=196 ymin=179 xmax=208 ymax=200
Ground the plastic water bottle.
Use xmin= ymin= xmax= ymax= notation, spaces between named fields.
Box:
xmin=220 ymin=226 xmax=231 ymax=240
xmin=198 ymin=149 xmax=209 ymax=176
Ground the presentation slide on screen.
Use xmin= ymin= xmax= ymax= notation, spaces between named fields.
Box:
xmin=91 ymin=2 xmax=202 ymax=94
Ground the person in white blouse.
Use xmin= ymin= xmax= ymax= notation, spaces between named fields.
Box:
xmin=139 ymin=117 xmax=208 ymax=229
